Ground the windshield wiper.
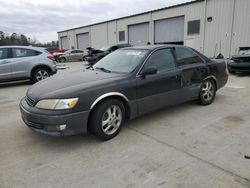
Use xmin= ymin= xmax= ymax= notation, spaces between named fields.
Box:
xmin=95 ymin=67 xmax=111 ymax=73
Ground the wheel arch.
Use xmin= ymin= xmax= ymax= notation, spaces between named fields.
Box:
xmin=30 ymin=65 xmax=53 ymax=78
xmin=89 ymin=92 xmax=130 ymax=119
xmin=203 ymin=75 xmax=217 ymax=90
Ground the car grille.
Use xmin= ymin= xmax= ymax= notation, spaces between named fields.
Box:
xmin=26 ymin=96 xmax=35 ymax=106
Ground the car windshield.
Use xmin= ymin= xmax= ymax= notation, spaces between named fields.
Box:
xmin=244 ymin=50 xmax=250 ymax=55
xmin=100 ymin=45 xmax=112 ymax=51
xmin=93 ymin=49 xmax=148 ymax=73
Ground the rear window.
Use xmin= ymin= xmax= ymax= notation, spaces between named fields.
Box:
xmin=12 ymin=48 xmax=41 ymax=58
xmin=0 ymin=48 xmax=8 ymax=59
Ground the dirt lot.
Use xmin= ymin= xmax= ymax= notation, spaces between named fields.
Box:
xmin=0 ymin=62 xmax=250 ymax=188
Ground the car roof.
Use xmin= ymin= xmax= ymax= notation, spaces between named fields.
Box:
xmin=0 ymin=45 xmax=46 ymax=52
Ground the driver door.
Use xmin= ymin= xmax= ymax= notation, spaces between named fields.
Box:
xmin=136 ymin=48 xmax=182 ymax=115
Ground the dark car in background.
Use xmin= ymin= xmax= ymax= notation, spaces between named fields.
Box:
xmin=20 ymin=45 xmax=228 ymax=140
xmin=85 ymin=44 xmax=132 ymax=64
xmin=228 ymin=50 xmax=250 ymax=73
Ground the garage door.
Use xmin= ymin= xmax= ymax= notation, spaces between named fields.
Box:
xmin=128 ymin=22 xmax=149 ymax=46
xmin=60 ymin=36 xmax=69 ymax=49
xmin=77 ymin=33 xmax=90 ymax=50
xmin=154 ymin=16 xmax=184 ymax=44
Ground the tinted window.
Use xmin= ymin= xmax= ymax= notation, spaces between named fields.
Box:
xmin=188 ymin=20 xmax=200 ymax=35
xmin=12 ymin=48 xmax=40 ymax=58
xmin=174 ymin=47 xmax=203 ymax=66
xmin=0 ymin=48 xmax=8 ymax=59
xmin=144 ymin=49 xmax=176 ymax=72
xmin=119 ymin=31 xmax=125 ymax=41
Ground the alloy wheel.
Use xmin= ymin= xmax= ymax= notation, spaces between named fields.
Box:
xmin=201 ymin=81 xmax=214 ymax=102
xmin=36 ymin=70 xmax=49 ymax=81
xmin=101 ymin=105 xmax=122 ymax=135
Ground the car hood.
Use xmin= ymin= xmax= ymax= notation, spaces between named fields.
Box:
xmin=27 ymin=69 xmax=125 ymax=101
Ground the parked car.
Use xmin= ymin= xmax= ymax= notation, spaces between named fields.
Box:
xmin=46 ymin=47 xmax=67 ymax=54
xmin=85 ymin=44 xmax=132 ymax=64
xmin=58 ymin=49 xmax=86 ymax=62
xmin=0 ymin=46 xmax=57 ymax=83
xmin=20 ymin=45 xmax=228 ymax=140
xmin=228 ymin=50 xmax=250 ymax=73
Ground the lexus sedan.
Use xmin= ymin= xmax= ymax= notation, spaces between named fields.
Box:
xmin=0 ymin=46 xmax=57 ymax=83
xmin=20 ymin=45 xmax=228 ymax=140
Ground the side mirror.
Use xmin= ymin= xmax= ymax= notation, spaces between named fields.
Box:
xmin=141 ymin=67 xmax=157 ymax=77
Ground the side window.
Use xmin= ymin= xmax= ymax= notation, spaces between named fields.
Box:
xmin=0 ymin=48 xmax=8 ymax=59
xmin=144 ymin=49 xmax=176 ymax=72
xmin=12 ymin=48 xmax=37 ymax=58
xmin=174 ymin=47 xmax=203 ymax=66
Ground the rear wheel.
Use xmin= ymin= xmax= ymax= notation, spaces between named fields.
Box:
xmin=198 ymin=79 xmax=216 ymax=105
xmin=32 ymin=68 xmax=50 ymax=83
xmin=89 ymin=99 xmax=125 ymax=140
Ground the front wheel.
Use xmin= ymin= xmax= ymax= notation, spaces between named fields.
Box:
xmin=89 ymin=99 xmax=125 ymax=140
xmin=198 ymin=79 xmax=216 ymax=105
xmin=59 ymin=57 xmax=66 ymax=63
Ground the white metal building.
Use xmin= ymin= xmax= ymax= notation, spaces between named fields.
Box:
xmin=58 ymin=0 xmax=250 ymax=58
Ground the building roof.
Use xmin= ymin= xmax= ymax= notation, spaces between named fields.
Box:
xmin=58 ymin=0 xmax=204 ymax=33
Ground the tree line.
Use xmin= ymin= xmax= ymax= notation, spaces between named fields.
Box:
xmin=0 ymin=31 xmax=58 ymax=48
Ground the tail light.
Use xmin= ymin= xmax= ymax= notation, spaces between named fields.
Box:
xmin=47 ymin=55 xmax=55 ymax=61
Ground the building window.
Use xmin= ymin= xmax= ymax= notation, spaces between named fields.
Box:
xmin=187 ymin=20 xmax=200 ymax=35
xmin=119 ymin=31 xmax=125 ymax=41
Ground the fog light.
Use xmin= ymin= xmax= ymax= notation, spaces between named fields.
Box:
xmin=58 ymin=124 xmax=67 ymax=131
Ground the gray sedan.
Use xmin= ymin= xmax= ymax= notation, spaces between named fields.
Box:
xmin=58 ymin=49 xmax=86 ymax=62
xmin=0 ymin=46 xmax=57 ymax=83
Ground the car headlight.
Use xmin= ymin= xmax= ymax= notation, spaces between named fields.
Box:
xmin=35 ymin=98 xmax=79 ymax=110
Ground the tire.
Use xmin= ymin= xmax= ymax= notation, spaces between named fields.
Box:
xmin=198 ymin=79 xmax=216 ymax=105
xmin=89 ymin=99 xmax=125 ymax=141
xmin=32 ymin=68 xmax=50 ymax=83
xmin=59 ymin=57 xmax=66 ymax=63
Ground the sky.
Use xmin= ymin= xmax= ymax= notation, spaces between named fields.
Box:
xmin=0 ymin=0 xmax=192 ymax=43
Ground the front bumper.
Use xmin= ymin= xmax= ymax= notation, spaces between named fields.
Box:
xmin=20 ymin=97 xmax=90 ymax=136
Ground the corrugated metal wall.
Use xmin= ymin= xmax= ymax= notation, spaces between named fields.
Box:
xmin=231 ymin=0 xmax=250 ymax=55
xmin=58 ymin=0 xmax=250 ymax=58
